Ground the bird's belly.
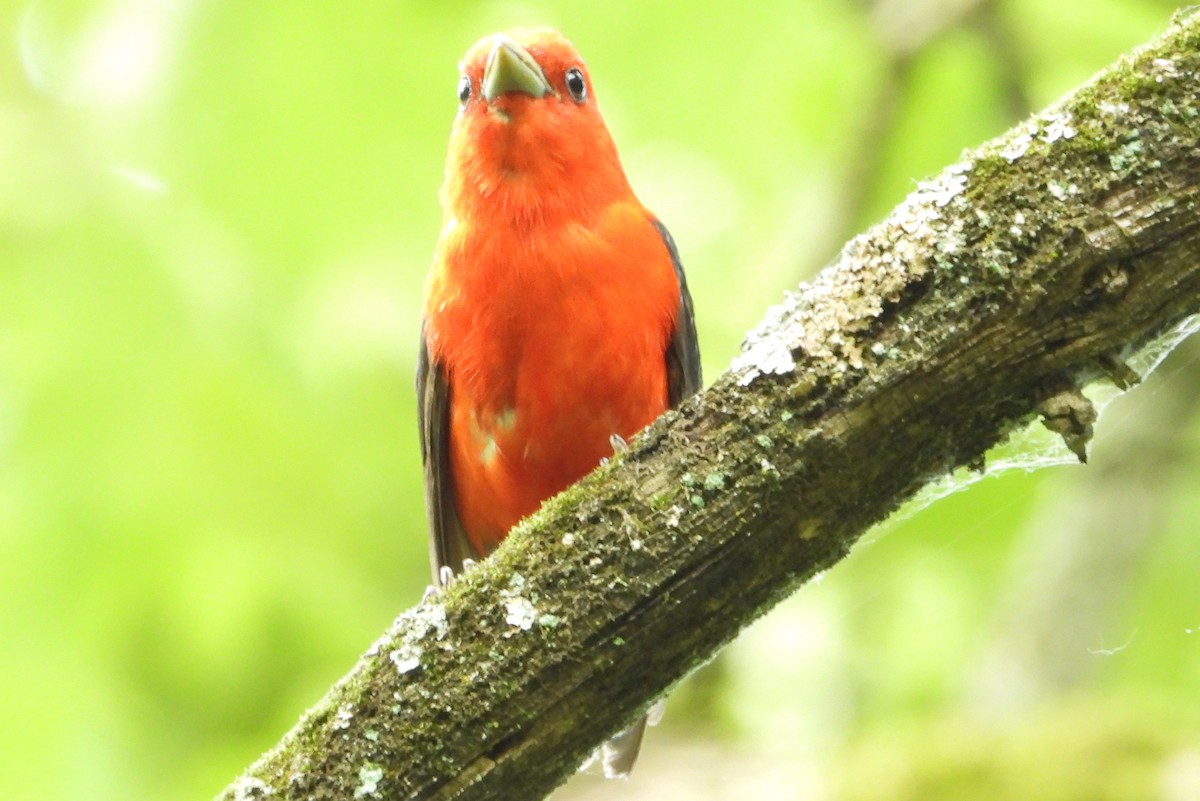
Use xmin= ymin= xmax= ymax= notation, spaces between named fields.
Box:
xmin=449 ymin=318 xmax=668 ymax=555
xmin=431 ymin=202 xmax=680 ymax=556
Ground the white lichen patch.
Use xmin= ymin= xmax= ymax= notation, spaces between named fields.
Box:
xmin=1048 ymin=181 xmax=1078 ymax=200
xmin=1009 ymin=210 xmax=1028 ymax=238
xmin=734 ymin=156 xmax=981 ymax=376
xmin=1151 ymin=57 xmax=1179 ymax=81
xmin=933 ymin=217 xmax=968 ymax=270
xmin=333 ymin=704 xmax=355 ymax=730
xmin=1039 ymin=111 xmax=1078 ymax=143
xmin=504 ymin=596 xmax=538 ymax=630
xmin=414 ymin=602 xmax=449 ymax=638
xmin=497 ymin=572 xmax=543 ymax=633
xmin=999 ymin=119 xmax=1037 ymax=162
xmin=732 ymin=296 xmax=799 ymax=386
xmin=936 ymin=226 xmax=965 ymax=255
xmin=915 ymin=163 xmax=970 ymax=208
xmin=390 ymin=643 xmax=422 ymax=675
xmin=354 ymin=764 xmax=384 ymax=798
xmin=388 ymin=601 xmax=449 ymax=676
xmin=1002 ymin=111 xmax=1077 ymax=156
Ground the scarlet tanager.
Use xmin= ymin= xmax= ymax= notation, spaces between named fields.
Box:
xmin=417 ymin=28 xmax=702 ymax=777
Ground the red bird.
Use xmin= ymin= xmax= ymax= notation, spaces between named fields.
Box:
xmin=417 ymin=28 xmax=701 ymax=776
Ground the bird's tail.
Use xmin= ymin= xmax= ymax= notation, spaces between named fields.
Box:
xmin=592 ymin=699 xmax=665 ymax=779
xmin=600 ymin=715 xmax=648 ymax=779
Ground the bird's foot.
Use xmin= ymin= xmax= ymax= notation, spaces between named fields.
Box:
xmin=426 ymin=559 xmax=477 ymax=596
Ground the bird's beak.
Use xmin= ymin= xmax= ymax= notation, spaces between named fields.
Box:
xmin=482 ymin=38 xmax=551 ymax=102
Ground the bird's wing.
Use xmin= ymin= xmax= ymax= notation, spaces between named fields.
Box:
xmin=417 ymin=330 xmax=475 ymax=587
xmin=654 ymin=220 xmax=703 ymax=405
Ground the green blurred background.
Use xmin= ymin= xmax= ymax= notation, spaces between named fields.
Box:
xmin=4 ymin=0 xmax=1200 ymax=799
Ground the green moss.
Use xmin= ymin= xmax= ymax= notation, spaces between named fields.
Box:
xmin=648 ymin=492 xmax=673 ymax=510
xmin=969 ymin=153 xmax=1010 ymax=182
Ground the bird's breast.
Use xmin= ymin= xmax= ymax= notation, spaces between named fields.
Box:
xmin=425 ymin=203 xmax=680 ymax=551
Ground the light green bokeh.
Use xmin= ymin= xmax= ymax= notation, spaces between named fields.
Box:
xmin=1 ymin=1 xmax=1196 ymax=799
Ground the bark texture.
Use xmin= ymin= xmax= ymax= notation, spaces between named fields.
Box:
xmin=218 ymin=11 xmax=1200 ymax=801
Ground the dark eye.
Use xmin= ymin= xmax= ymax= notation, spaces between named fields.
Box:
xmin=457 ymin=75 xmax=471 ymax=107
xmin=565 ymin=67 xmax=587 ymax=102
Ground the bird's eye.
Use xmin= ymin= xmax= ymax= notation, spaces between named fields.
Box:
xmin=565 ymin=67 xmax=587 ymax=102
xmin=457 ymin=75 xmax=472 ymax=107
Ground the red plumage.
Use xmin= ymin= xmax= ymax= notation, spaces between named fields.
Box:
xmin=417 ymin=27 xmax=701 ymax=777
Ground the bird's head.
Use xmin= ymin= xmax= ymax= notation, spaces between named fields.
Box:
xmin=442 ymin=28 xmax=632 ymax=220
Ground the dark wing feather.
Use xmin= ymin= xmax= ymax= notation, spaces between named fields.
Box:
xmin=653 ymin=220 xmax=703 ymax=405
xmin=417 ymin=329 xmax=475 ymax=587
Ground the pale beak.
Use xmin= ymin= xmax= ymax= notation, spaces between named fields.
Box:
xmin=482 ymin=38 xmax=551 ymax=102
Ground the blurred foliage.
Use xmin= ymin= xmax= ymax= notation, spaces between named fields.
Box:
xmin=1 ymin=1 xmax=1198 ymax=799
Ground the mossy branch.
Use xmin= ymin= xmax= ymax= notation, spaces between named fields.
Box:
xmin=218 ymin=12 xmax=1200 ymax=801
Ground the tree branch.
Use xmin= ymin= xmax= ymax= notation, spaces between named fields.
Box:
xmin=218 ymin=12 xmax=1200 ymax=801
